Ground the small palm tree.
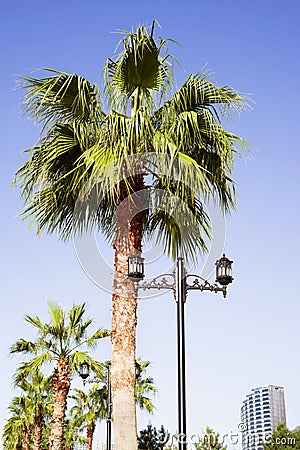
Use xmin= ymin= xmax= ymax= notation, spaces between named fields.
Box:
xmin=10 ymin=302 xmax=110 ymax=450
xmin=64 ymin=416 xmax=86 ymax=450
xmin=2 ymin=415 xmax=25 ymax=450
xmin=70 ymin=385 xmax=107 ymax=450
xmin=14 ymin=369 xmax=52 ymax=450
xmin=4 ymin=396 xmax=33 ymax=450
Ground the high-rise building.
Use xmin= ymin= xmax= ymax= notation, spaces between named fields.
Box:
xmin=241 ymin=385 xmax=286 ymax=450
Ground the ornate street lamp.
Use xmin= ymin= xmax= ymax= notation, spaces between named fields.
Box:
xmin=128 ymin=254 xmax=234 ymax=450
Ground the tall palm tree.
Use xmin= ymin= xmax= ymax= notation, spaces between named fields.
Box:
xmin=10 ymin=302 xmax=110 ymax=450
xmin=14 ymin=22 xmax=249 ymax=449
xmin=14 ymin=369 xmax=53 ymax=450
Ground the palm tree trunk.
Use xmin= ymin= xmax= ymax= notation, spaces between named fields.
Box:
xmin=49 ymin=358 xmax=71 ymax=450
xmin=24 ymin=426 xmax=31 ymax=450
xmin=111 ymin=175 xmax=145 ymax=450
xmin=86 ymin=424 xmax=95 ymax=450
xmin=33 ymin=412 xmax=44 ymax=450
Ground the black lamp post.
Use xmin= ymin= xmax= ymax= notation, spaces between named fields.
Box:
xmin=128 ymin=254 xmax=233 ymax=450
xmin=79 ymin=362 xmax=112 ymax=450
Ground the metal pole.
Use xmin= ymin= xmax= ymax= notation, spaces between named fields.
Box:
xmin=176 ymin=257 xmax=187 ymax=450
xmin=106 ymin=365 xmax=112 ymax=450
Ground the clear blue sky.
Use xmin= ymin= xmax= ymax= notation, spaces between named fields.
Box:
xmin=1 ymin=0 xmax=300 ymax=446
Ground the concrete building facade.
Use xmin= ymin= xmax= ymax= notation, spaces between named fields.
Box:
xmin=241 ymin=385 xmax=286 ymax=450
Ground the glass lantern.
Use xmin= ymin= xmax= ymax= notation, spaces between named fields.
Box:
xmin=127 ymin=255 xmax=145 ymax=280
xmin=216 ymin=254 xmax=233 ymax=286
xmin=79 ymin=361 xmax=90 ymax=380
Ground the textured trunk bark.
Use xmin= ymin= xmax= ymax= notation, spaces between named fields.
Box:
xmin=111 ymin=175 xmax=145 ymax=450
xmin=33 ymin=412 xmax=44 ymax=450
xmin=24 ymin=426 xmax=31 ymax=450
xmin=49 ymin=358 xmax=71 ymax=450
xmin=86 ymin=424 xmax=95 ymax=450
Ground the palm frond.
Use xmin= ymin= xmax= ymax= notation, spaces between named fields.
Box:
xmin=10 ymin=338 xmax=37 ymax=355
xmin=20 ymin=352 xmax=53 ymax=371
xmin=68 ymin=303 xmax=86 ymax=332
xmin=85 ymin=328 xmax=111 ymax=349
xmin=24 ymin=314 xmax=46 ymax=332
xmin=17 ymin=69 xmax=103 ymax=129
xmin=47 ymin=301 xmax=65 ymax=328
xmin=144 ymin=177 xmax=211 ymax=262
xmin=135 ymin=358 xmax=157 ymax=414
xmin=168 ymin=71 xmax=248 ymax=116
xmin=104 ymin=22 xmax=175 ymax=113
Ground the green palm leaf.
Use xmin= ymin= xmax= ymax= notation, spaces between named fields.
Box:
xmin=18 ymin=69 xmax=102 ymax=126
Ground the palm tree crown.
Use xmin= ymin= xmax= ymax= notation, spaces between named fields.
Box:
xmin=15 ymin=21 xmax=248 ymax=261
xmin=10 ymin=302 xmax=109 ymax=373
